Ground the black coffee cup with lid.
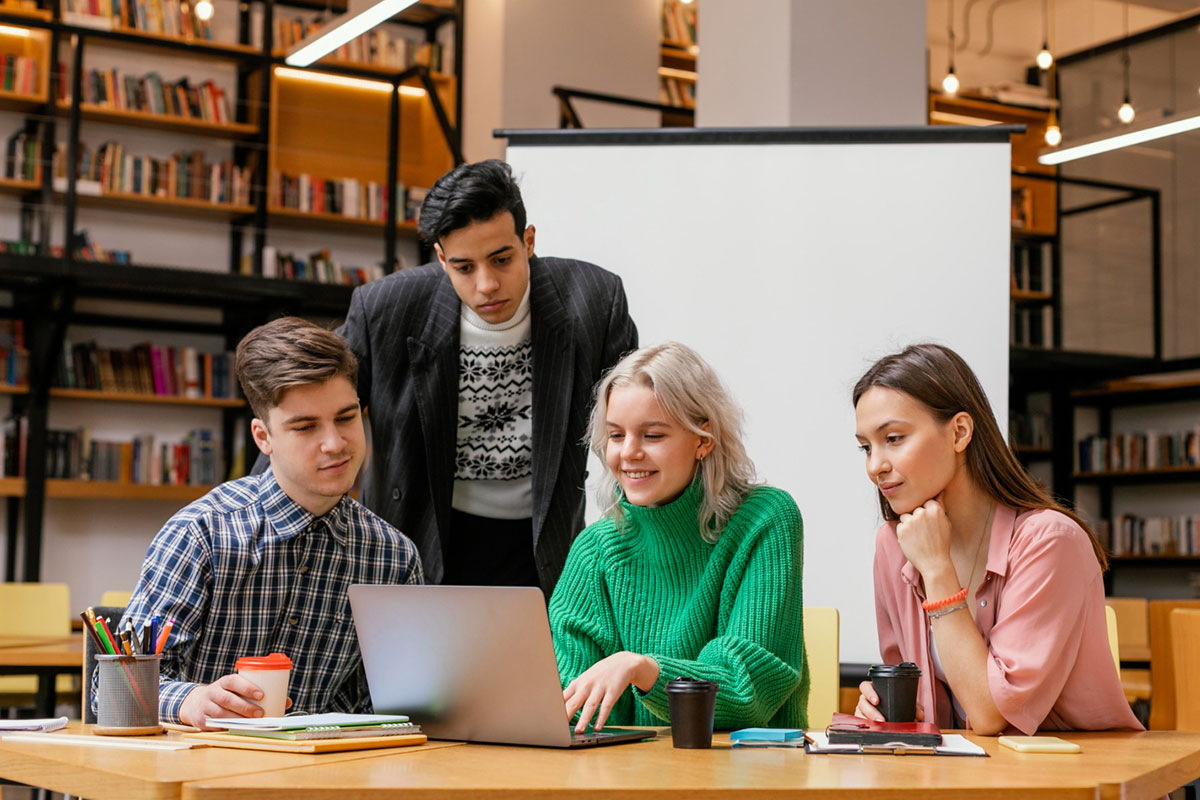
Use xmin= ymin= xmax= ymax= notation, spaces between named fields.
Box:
xmin=868 ymin=662 xmax=922 ymax=722
xmin=666 ymin=676 xmax=719 ymax=748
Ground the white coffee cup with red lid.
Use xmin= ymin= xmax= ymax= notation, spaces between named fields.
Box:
xmin=235 ymin=652 xmax=292 ymax=717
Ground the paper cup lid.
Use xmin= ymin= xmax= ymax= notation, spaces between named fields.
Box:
xmin=235 ymin=652 xmax=293 ymax=670
xmin=666 ymin=676 xmax=719 ymax=693
xmin=868 ymin=662 xmax=922 ymax=679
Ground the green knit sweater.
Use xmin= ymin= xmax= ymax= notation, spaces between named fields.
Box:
xmin=549 ymin=480 xmax=808 ymax=729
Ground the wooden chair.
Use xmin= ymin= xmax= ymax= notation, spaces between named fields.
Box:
xmin=0 ymin=582 xmax=75 ymax=707
xmin=1107 ymin=597 xmax=1150 ymax=705
xmin=1171 ymin=609 xmax=1200 ymax=731
xmin=1148 ymin=599 xmax=1200 ymax=730
xmin=802 ymin=606 xmax=839 ymax=728
xmin=99 ymin=590 xmax=133 ymax=607
xmin=1105 ymin=605 xmax=1119 ymax=672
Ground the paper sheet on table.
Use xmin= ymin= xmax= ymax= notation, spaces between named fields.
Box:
xmin=806 ymin=731 xmax=987 ymax=757
xmin=0 ymin=717 xmax=68 ymax=732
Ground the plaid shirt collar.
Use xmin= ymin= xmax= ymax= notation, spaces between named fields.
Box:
xmin=258 ymin=468 xmax=351 ymax=547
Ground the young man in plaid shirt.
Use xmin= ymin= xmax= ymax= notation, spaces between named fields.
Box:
xmin=107 ymin=317 xmax=423 ymax=729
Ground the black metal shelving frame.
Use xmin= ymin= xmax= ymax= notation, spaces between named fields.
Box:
xmin=0 ymin=1 xmax=465 ymax=581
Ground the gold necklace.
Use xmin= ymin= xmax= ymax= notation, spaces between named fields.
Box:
xmin=963 ymin=503 xmax=994 ymax=597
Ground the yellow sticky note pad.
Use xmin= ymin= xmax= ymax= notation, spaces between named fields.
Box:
xmin=998 ymin=735 xmax=1082 ymax=754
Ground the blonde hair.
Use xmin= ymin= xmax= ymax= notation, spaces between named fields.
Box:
xmin=588 ymin=342 xmax=758 ymax=539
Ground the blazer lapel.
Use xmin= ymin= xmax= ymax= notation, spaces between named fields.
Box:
xmin=529 ymin=258 xmax=575 ymax=545
xmin=408 ymin=275 xmax=461 ymax=540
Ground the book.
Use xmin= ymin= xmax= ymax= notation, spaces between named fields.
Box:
xmin=206 ymin=712 xmax=410 ymax=732
xmin=225 ymin=721 xmax=421 ymax=741
xmin=730 ymin=727 xmax=805 ymax=743
xmin=805 ymin=730 xmax=987 ymax=757
xmin=825 ymin=712 xmax=942 ymax=747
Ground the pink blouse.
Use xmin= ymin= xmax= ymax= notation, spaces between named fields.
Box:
xmin=873 ymin=504 xmax=1143 ymax=734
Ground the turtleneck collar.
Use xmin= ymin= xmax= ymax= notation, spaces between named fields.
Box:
xmin=620 ymin=473 xmax=707 ymax=545
xmin=461 ymin=280 xmax=532 ymax=332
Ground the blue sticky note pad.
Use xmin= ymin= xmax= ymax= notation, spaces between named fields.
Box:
xmin=730 ymin=727 xmax=805 ymax=742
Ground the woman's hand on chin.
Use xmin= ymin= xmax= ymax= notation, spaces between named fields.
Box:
xmin=895 ymin=496 xmax=955 ymax=581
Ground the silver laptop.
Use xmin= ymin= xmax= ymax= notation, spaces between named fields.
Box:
xmin=349 ymin=584 xmax=656 ymax=748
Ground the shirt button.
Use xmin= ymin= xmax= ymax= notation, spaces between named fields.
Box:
xmin=289 ymin=617 xmax=299 ymax=626
xmin=392 ymin=488 xmax=401 ymax=501
xmin=298 ymin=565 xmax=309 ymax=575
xmin=980 ymin=600 xmax=987 ymax=608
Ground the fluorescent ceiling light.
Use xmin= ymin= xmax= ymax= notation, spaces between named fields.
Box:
xmin=285 ymin=0 xmax=419 ymax=67
xmin=1038 ymin=109 xmax=1200 ymax=165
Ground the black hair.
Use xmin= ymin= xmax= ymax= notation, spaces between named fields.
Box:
xmin=417 ymin=159 xmax=527 ymax=244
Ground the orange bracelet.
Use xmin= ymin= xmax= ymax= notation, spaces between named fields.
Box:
xmin=922 ymin=586 xmax=968 ymax=612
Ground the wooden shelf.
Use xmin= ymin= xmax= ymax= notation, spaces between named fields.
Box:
xmin=63 ymin=190 xmax=254 ymax=219
xmin=271 ymin=54 xmax=455 ymax=84
xmin=268 ymin=206 xmax=420 ymax=235
xmin=1074 ymin=465 xmax=1200 ymax=483
xmin=1109 ymin=555 xmax=1200 ymax=565
xmin=0 ymin=476 xmax=24 ymax=496
xmin=0 ymin=5 xmax=52 ymax=21
xmin=0 ymin=87 xmax=47 ymax=113
xmin=1011 ymin=289 xmax=1052 ymax=303
xmin=44 ymin=479 xmax=215 ymax=501
xmin=105 ymin=24 xmax=260 ymax=59
xmin=1013 ymin=444 xmax=1053 ymax=457
xmin=0 ymin=176 xmax=40 ymax=195
xmin=1073 ymin=373 xmax=1200 ymax=405
xmin=0 ymin=383 xmax=28 ymax=395
xmin=56 ymin=101 xmax=258 ymax=138
xmin=50 ymin=388 xmax=243 ymax=407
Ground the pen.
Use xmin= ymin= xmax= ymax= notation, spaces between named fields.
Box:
xmin=125 ymin=621 xmax=140 ymax=655
xmin=98 ymin=617 xmax=118 ymax=655
xmin=119 ymin=630 xmax=133 ymax=656
xmin=155 ymin=619 xmax=174 ymax=654
xmin=94 ymin=620 xmax=115 ymax=655
xmin=150 ymin=616 xmax=160 ymax=652
xmin=141 ymin=620 xmax=153 ymax=655
xmin=79 ymin=611 xmax=104 ymax=651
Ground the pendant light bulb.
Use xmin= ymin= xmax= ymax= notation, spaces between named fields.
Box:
xmin=942 ymin=68 xmax=959 ymax=95
xmin=1036 ymin=44 xmax=1053 ymax=70
xmin=1118 ymin=99 xmax=1135 ymax=124
xmin=194 ymin=0 xmax=214 ymax=19
xmin=1045 ymin=123 xmax=1062 ymax=146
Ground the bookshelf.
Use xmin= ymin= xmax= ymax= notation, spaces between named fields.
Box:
xmin=0 ymin=1 xmax=464 ymax=586
xmin=659 ymin=0 xmax=696 ymax=127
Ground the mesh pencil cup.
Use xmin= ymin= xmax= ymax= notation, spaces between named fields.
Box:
xmin=94 ymin=654 xmax=162 ymax=735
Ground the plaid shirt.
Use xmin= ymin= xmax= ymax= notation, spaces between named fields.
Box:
xmin=105 ymin=469 xmax=423 ymax=724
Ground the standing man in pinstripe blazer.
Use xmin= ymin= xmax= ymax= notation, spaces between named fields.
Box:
xmin=340 ymin=160 xmax=637 ymax=595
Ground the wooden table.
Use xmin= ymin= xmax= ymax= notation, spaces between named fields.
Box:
xmin=0 ymin=634 xmax=82 ymax=716
xmin=179 ymin=729 xmax=1200 ymax=800
xmin=0 ymin=722 xmax=461 ymax=800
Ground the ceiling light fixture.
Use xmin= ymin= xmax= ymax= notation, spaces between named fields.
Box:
xmin=285 ymin=0 xmax=419 ymax=67
xmin=194 ymin=0 xmax=214 ymax=21
xmin=1036 ymin=0 xmax=1053 ymax=69
xmin=1038 ymin=108 xmax=1200 ymax=165
xmin=942 ymin=0 xmax=959 ymax=94
xmin=1117 ymin=2 xmax=1135 ymax=124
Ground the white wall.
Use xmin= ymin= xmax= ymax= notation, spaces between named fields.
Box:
xmin=507 ymin=134 xmax=1011 ymax=664
xmin=463 ymin=0 xmax=661 ymax=162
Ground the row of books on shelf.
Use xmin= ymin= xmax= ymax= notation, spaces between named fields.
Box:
xmin=1078 ymin=429 xmax=1200 ymax=473
xmin=1011 ymin=238 xmax=1051 ymax=293
xmin=0 ymin=319 xmax=27 ymax=388
xmin=661 ymin=0 xmax=697 ymax=46
xmin=1099 ymin=514 xmax=1200 ymax=557
xmin=240 ymin=246 xmax=385 ymax=286
xmin=1 ymin=54 xmax=38 ymax=95
xmin=54 ymin=141 xmax=253 ymax=206
xmin=2 ymin=416 xmax=222 ymax=485
xmin=55 ymin=340 xmax=238 ymax=399
xmin=272 ymin=172 xmax=424 ymax=222
xmin=57 ymin=64 xmax=234 ymax=125
xmin=1011 ymin=306 xmax=1053 ymax=348
xmin=0 ymin=233 xmax=131 ymax=263
xmin=659 ymin=76 xmax=695 ymax=109
xmin=62 ymin=0 xmax=214 ymax=40
xmin=5 ymin=126 xmax=40 ymax=182
xmin=1009 ymin=410 xmax=1051 ymax=450
xmin=274 ymin=19 xmax=446 ymax=72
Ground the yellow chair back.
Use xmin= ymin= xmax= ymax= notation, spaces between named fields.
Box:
xmin=100 ymin=590 xmax=133 ymax=607
xmin=803 ymin=606 xmax=839 ymax=729
xmin=1170 ymin=609 xmax=1200 ymax=730
xmin=0 ymin=582 xmax=73 ymax=699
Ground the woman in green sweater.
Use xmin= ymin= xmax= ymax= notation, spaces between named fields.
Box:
xmin=550 ymin=342 xmax=808 ymax=734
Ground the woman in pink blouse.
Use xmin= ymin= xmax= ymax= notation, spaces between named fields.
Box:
xmin=852 ymin=343 xmax=1141 ymax=735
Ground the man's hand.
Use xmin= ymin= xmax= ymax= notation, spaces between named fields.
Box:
xmin=563 ymin=652 xmax=659 ymax=734
xmin=178 ymin=674 xmax=287 ymax=730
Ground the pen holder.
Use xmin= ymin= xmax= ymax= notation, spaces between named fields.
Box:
xmin=94 ymin=654 xmax=162 ymax=735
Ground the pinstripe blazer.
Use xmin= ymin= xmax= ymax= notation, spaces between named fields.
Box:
xmin=339 ymin=256 xmax=638 ymax=593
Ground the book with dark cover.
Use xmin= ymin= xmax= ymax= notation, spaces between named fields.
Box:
xmin=825 ymin=713 xmax=942 ymax=747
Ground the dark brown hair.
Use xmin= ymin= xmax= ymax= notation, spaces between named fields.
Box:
xmin=852 ymin=343 xmax=1107 ymax=570
xmin=235 ymin=317 xmax=358 ymax=423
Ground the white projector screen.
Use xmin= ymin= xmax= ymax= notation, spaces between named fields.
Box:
xmin=504 ymin=128 xmax=1012 ymax=667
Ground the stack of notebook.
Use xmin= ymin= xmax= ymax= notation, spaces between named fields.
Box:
xmin=184 ymin=713 xmax=426 ymax=753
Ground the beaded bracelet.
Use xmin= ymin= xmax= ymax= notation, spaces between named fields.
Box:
xmin=928 ymin=602 xmax=969 ymax=621
xmin=922 ymin=586 xmax=968 ymax=612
